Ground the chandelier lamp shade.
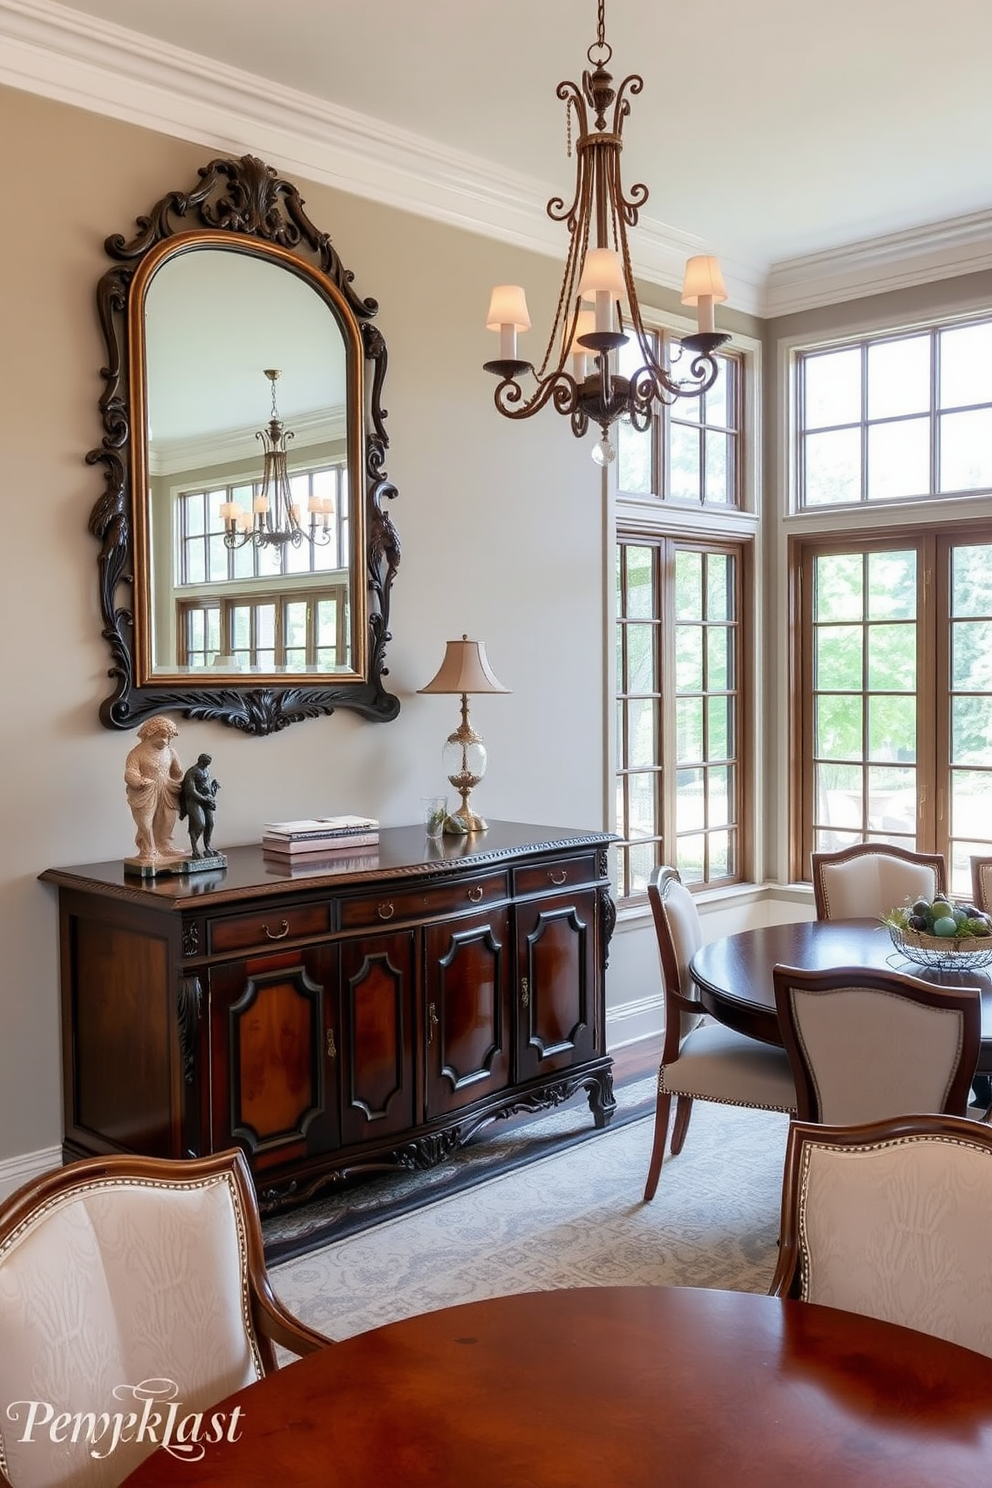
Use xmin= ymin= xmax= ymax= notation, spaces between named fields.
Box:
xmin=483 ymin=0 xmax=730 ymax=465
xmin=220 ymin=369 xmax=335 ymax=549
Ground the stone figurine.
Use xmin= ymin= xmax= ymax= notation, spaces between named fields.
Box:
xmin=179 ymin=753 xmax=220 ymax=859
xmin=123 ymin=716 xmax=183 ymax=861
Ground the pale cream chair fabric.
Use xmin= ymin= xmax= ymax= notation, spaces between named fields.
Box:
xmin=642 ymin=866 xmax=796 ymax=1201
xmin=810 ymin=843 xmax=945 ymax=921
xmin=773 ymin=964 xmax=980 ymax=1124
xmin=0 ymin=1149 xmax=329 ymax=1488
xmin=971 ymin=855 xmax=992 ymax=914
xmin=772 ymin=1115 xmax=992 ymax=1358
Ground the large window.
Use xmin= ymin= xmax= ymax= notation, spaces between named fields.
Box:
xmin=177 ymin=465 xmax=348 ymax=584
xmin=616 ymin=536 xmax=748 ymax=898
xmin=796 ymin=318 xmax=992 ymax=509
xmin=178 ymin=586 xmax=348 ymax=671
xmin=792 ymin=529 xmax=992 ymax=895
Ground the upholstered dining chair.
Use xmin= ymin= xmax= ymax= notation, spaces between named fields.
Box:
xmin=810 ymin=842 xmax=946 ymax=921
xmin=771 ymin=1114 xmax=992 ymax=1358
xmin=971 ymin=854 xmax=992 ymax=914
xmin=0 ymin=1148 xmax=330 ymax=1488
xmin=642 ymin=866 xmax=796 ymax=1202
xmin=772 ymin=963 xmax=980 ymax=1125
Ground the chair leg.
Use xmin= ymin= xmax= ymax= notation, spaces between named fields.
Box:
xmin=670 ymin=1095 xmax=693 ymax=1156
xmin=643 ymin=1090 xmax=674 ymax=1202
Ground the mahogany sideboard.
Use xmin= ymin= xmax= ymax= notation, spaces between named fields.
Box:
xmin=41 ymin=822 xmax=616 ymax=1211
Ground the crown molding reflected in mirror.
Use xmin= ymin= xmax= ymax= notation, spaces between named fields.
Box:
xmin=88 ymin=154 xmax=401 ymax=735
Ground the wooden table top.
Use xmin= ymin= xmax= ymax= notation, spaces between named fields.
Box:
xmin=691 ymin=917 xmax=992 ymax=1071
xmin=122 ymin=1286 xmax=992 ymax=1488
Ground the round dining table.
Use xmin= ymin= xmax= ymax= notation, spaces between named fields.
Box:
xmin=121 ymin=1285 xmax=992 ymax=1488
xmin=691 ymin=916 xmax=992 ymax=1072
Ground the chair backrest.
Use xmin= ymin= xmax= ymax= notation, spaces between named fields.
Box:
xmin=810 ymin=842 xmax=945 ymax=921
xmin=772 ymin=963 xmax=980 ymax=1124
xmin=971 ymin=855 xmax=992 ymax=914
xmin=0 ymin=1149 xmax=288 ymax=1488
xmin=771 ymin=1114 xmax=992 ymax=1357
xmin=647 ymin=866 xmax=705 ymax=1063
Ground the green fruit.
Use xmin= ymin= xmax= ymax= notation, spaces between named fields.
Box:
xmin=930 ymin=900 xmax=953 ymax=920
xmin=932 ymin=915 xmax=958 ymax=937
xmin=952 ymin=906 xmax=968 ymax=925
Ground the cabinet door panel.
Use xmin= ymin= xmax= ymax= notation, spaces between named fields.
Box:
xmin=210 ymin=948 xmax=338 ymax=1170
xmin=424 ymin=910 xmax=510 ymax=1116
xmin=516 ymin=890 xmax=598 ymax=1081
xmin=339 ymin=931 xmax=416 ymax=1145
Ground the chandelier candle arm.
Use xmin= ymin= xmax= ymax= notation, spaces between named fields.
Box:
xmin=483 ymin=0 xmax=730 ymax=462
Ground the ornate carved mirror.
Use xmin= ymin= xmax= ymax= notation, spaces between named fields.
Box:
xmin=89 ymin=155 xmax=400 ymax=734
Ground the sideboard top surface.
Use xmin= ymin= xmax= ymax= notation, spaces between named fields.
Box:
xmin=40 ymin=821 xmax=615 ymax=910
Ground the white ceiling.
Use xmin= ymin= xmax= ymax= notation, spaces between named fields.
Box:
xmin=8 ymin=0 xmax=992 ymax=315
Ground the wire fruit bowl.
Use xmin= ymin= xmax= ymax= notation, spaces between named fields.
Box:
xmin=887 ymin=922 xmax=992 ymax=971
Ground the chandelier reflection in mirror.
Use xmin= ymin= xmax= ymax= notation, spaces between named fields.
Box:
xmin=483 ymin=0 xmax=730 ymax=466
xmin=220 ymin=369 xmax=335 ymax=548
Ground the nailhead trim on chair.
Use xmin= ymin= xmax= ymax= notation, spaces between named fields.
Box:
xmin=658 ymin=1065 xmax=797 ymax=1112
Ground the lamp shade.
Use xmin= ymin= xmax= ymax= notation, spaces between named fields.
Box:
xmin=566 ymin=308 xmax=597 ymax=357
xmin=680 ymin=255 xmax=728 ymax=306
xmin=578 ymin=247 xmax=626 ymax=299
xmin=418 ymin=636 xmax=511 ymax=696
xmin=485 ymin=285 xmax=532 ymax=332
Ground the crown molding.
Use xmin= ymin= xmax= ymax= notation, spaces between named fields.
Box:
xmin=764 ymin=211 xmax=992 ymax=317
xmin=0 ymin=0 xmax=985 ymax=322
xmin=149 ymin=408 xmax=347 ymax=478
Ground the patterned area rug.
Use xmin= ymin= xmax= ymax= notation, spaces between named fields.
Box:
xmin=262 ymin=1075 xmax=659 ymax=1264
xmin=270 ymin=1099 xmax=791 ymax=1341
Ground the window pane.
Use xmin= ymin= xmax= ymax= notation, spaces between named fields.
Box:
xmin=675 ymin=627 xmax=703 ymax=691
xmin=625 ymin=548 xmax=654 ymax=619
xmin=867 ymin=550 xmax=917 ymax=619
xmin=815 ymin=554 xmax=864 ymax=622
xmin=627 ymin=839 xmax=658 ymax=896
xmin=866 ymin=417 xmax=930 ymax=501
xmin=208 ymin=534 xmax=228 ymax=583
xmin=625 ymin=623 xmax=656 ymax=693
xmin=627 ymin=699 xmax=656 ymax=767
xmin=816 ymin=695 xmax=863 ymax=759
xmin=676 ymin=834 xmax=705 ymax=884
xmin=704 ymin=431 xmax=729 ymax=504
xmin=627 ymin=773 xmax=659 ymax=838
xmin=816 ymin=762 xmax=863 ymax=831
xmin=940 ymin=408 xmax=992 ymax=492
xmin=804 ymin=347 xmax=861 ymax=428
xmin=676 ymin=698 xmax=703 ymax=763
xmin=707 ymin=766 xmax=730 ymax=827
xmin=952 ymin=545 xmax=992 ymax=616
xmin=940 ymin=322 xmax=992 ymax=408
xmin=868 ymin=623 xmax=915 ymax=691
xmin=186 ymin=542 xmax=205 ymax=586
xmin=707 ymin=627 xmax=730 ymax=690
xmin=816 ymin=626 xmax=863 ymax=690
xmin=866 ymin=336 xmax=930 ymax=419
xmin=804 ymin=428 xmax=861 ymax=505
xmin=675 ymin=551 xmax=703 ymax=619
xmin=952 ymin=621 xmax=992 ymax=690
xmin=951 ymin=775 xmax=992 ymax=843
xmin=707 ymin=364 xmax=729 ymax=428
xmin=618 ymin=422 xmax=651 ymax=495
xmin=707 ymin=553 xmax=730 ymax=622
xmin=953 ymin=696 xmax=992 ymax=765
xmin=866 ymin=766 xmax=916 ymax=835
xmin=669 ymin=423 xmax=701 ymax=501
xmin=675 ymin=769 xmax=703 ymax=833
xmin=708 ymin=696 xmax=729 ymax=759
xmin=868 ymin=695 xmax=915 ymax=761
xmin=184 ymin=493 xmax=205 ymax=537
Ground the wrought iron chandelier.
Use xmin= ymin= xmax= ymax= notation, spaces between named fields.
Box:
xmin=483 ymin=0 xmax=730 ymax=465
xmin=220 ymin=369 xmax=334 ymax=548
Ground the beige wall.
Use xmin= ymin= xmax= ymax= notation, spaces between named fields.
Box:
xmin=0 ymin=83 xmax=618 ymax=1163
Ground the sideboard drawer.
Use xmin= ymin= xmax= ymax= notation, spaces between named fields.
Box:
xmin=513 ymin=854 xmax=600 ymax=898
xmin=208 ymin=901 xmax=331 ymax=954
xmin=340 ymin=871 xmax=509 ymax=929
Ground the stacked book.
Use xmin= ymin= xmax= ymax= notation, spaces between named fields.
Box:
xmin=262 ymin=816 xmax=380 ymax=860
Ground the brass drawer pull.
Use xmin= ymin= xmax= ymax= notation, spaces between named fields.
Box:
xmin=550 ymin=869 xmax=567 ymax=886
xmin=467 ymin=885 xmax=484 ymax=903
xmin=378 ymin=901 xmax=395 ymax=920
xmin=520 ymin=976 xmax=530 ymax=1008
xmin=326 ymin=1029 xmax=337 ymax=1059
xmin=428 ymin=1002 xmax=439 ymax=1044
xmin=263 ymin=920 xmax=290 ymax=941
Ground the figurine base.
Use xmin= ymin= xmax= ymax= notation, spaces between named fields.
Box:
xmin=123 ymin=852 xmax=228 ymax=880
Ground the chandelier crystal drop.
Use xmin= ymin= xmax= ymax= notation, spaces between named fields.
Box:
xmin=483 ymin=0 xmax=729 ymax=462
xmin=221 ymin=369 xmax=335 ymax=548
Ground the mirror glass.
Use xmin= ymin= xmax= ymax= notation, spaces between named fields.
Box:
xmin=142 ymin=247 xmax=355 ymax=679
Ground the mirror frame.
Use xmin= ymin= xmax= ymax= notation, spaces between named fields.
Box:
xmin=88 ymin=154 xmax=401 ymax=735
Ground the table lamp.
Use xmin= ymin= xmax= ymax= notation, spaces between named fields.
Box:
xmin=418 ymin=636 xmax=510 ymax=833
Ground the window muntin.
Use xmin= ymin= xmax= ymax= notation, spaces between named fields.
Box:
xmin=617 ymin=335 xmax=742 ymax=507
xmin=178 ymin=587 xmax=347 ymax=672
xmin=616 ymin=537 xmax=745 ymax=899
xmin=794 ymin=530 xmax=992 ymax=896
xmin=796 ymin=316 xmax=992 ymax=510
